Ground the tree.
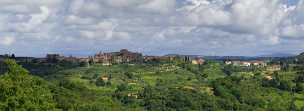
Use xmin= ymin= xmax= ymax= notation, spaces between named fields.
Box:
xmin=141 ymin=85 xmax=167 ymax=110
xmin=0 ymin=59 xmax=59 ymax=110
xmin=95 ymin=77 xmax=106 ymax=86
xmin=80 ymin=61 xmax=89 ymax=67
xmin=124 ymin=72 xmax=134 ymax=79
xmin=10 ymin=54 xmax=15 ymax=59
xmin=223 ymin=65 xmax=233 ymax=76
xmin=201 ymin=62 xmax=225 ymax=80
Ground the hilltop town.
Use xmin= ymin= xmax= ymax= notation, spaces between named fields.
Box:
xmin=0 ymin=49 xmax=282 ymax=67
xmin=0 ymin=49 xmax=285 ymax=78
xmin=1 ymin=49 xmax=289 ymax=88
xmin=1 ymin=49 xmax=203 ymax=65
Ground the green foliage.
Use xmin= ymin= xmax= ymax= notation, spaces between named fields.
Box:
xmin=201 ymin=62 xmax=226 ymax=80
xmin=3 ymin=58 xmax=304 ymax=111
xmin=213 ymin=76 xmax=293 ymax=111
xmin=124 ymin=72 xmax=134 ymax=79
xmin=0 ymin=59 xmax=59 ymax=110
xmin=79 ymin=61 xmax=89 ymax=67
xmin=19 ymin=60 xmax=81 ymax=76
xmin=140 ymin=85 xmax=221 ymax=111
xmin=4 ymin=59 xmax=29 ymax=76
xmin=95 ymin=77 xmax=106 ymax=86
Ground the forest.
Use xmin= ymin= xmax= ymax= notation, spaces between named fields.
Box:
xmin=1 ymin=54 xmax=304 ymax=111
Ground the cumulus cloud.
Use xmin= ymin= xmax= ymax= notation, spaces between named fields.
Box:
xmin=0 ymin=36 xmax=15 ymax=46
xmin=78 ymin=20 xmax=131 ymax=40
xmin=281 ymin=24 xmax=304 ymax=38
xmin=0 ymin=0 xmax=304 ymax=56
xmin=65 ymin=15 xmax=94 ymax=25
xmin=21 ymin=6 xmax=51 ymax=32
xmin=138 ymin=0 xmax=176 ymax=14
xmin=177 ymin=0 xmax=232 ymax=26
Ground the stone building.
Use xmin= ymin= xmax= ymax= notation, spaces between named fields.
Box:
xmin=225 ymin=60 xmax=267 ymax=67
xmin=267 ymin=65 xmax=281 ymax=71
xmin=119 ymin=49 xmax=143 ymax=63
xmin=94 ymin=52 xmax=113 ymax=64
xmin=93 ymin=49 xmax=143 ymax=64
xmin=250 ymin=60 xmax=267 ymax=67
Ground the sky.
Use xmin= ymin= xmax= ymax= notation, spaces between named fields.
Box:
xmin=0 ymin=0 xmax=304 ymax=57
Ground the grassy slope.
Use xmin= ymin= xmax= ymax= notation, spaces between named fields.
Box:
xmin=48 ymin=64 xmax=206 ymax=93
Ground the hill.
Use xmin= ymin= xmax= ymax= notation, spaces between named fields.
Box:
xmin=2 ymin=58 xmax=304 ymax=110
xmin=259 ymin=53 xmax=295 ymax=57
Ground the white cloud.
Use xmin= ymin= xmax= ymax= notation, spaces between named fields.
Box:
xmin=0 ymin=0 xmax=304 ymax=56
xmin=231 ymin=0 xmax=287 ymax=35
xmin=281 ymin=24 xmax=304 ymax=38
xmin=69 ymin=0 xmax=85 ymax=14
xmin=267 ymin=35 xmax=280 ymax=45
xmin=22 ymin=6 xmax=51 ymax=31
xmin=0 ymin=36 xmax=15 ymax=46
xmin=176 ymin=0 xmax=304 ymax=45
xmin=1 ymin=4 xmax=30 ymax=13
xmin=65 ymin=15 xmax=94 ymax=25
xmin=138 ymin=0 xmax=176 ymax=14
xmin=178 ymin=0 xmax=231 ymax=26
xmin=80 ymin=30 xmax=95 ymax=39
xmin=79 ymin=20 xmax=130 ymax=40
xmin=103 ymin=0 xmax=146 ymax=8
xmin=0 ymin=0 xmax=61 ymax=14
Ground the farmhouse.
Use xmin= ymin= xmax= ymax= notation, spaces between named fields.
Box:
xmin=101 ymin=76 xmax=109 ymax=81
xmin=225 ymin=60 xmax=267 ymax=67
xmin=191 ymin=58 xmax=205 ymax=65
xmin=267 ymin=65 xmax=281 ymax=71
xmin=251 ymin=60 xmax=267 ymax=67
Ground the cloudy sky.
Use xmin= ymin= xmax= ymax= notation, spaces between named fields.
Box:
xmin=0 ymin=0 xmax=304 ymax=57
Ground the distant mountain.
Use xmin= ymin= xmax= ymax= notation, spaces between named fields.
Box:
xmin=164 ymin=54 xmax=203 ymax=58
xmin=259 ymin=53 xmax=295 ymax=57
xmin=164 ymin=54 xmax=180 ymax=57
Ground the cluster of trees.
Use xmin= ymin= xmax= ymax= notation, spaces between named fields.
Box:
xmin=0 ymin=59 xmax=136 ymax=110
xmin=110 ymin=76 xmax=299 ymax=111
xmin=0 ymin=59 xmax=59 ymax=110
xmin=18 ymin=59 xmax=83 ymax=76
xmin=106 ymin=59 xmax=302 ymax=110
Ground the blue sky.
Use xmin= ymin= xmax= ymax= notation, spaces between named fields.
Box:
xmin=0 ymin=0 xmax=304 ymax=57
